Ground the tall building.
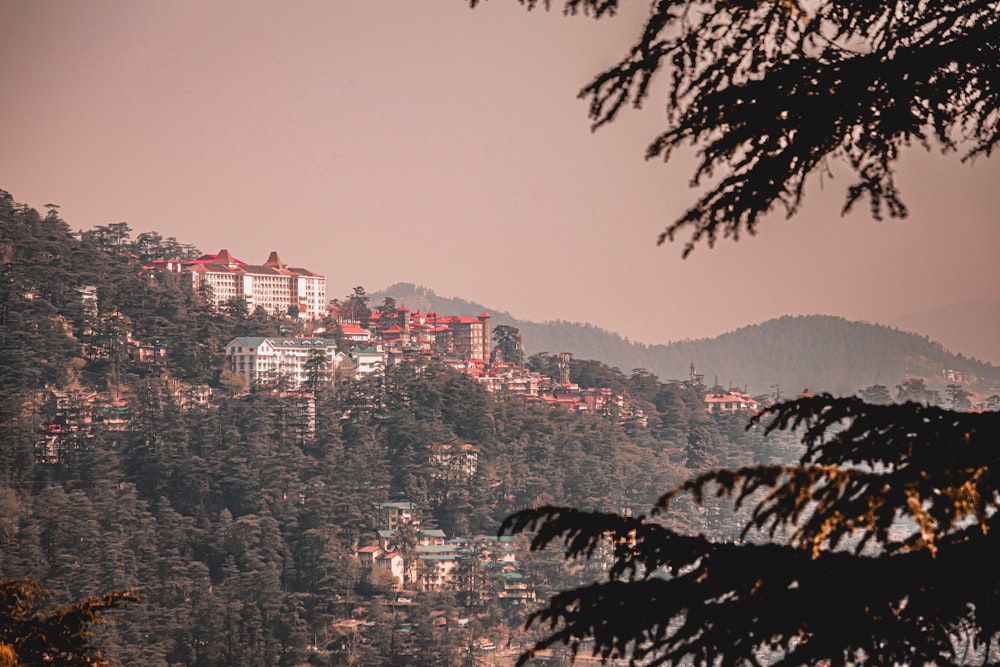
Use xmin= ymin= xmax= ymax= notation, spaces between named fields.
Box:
xmin=432 ymin=312 xmax=491 ymax=361
xmin=184 ymin=249 xmax=326 ymax=319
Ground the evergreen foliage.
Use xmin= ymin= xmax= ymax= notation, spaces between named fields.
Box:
xmin=0 ymin=579 xmax=139 ymax=666
xmin=502 ymin=398 xmax=1000 ymax=666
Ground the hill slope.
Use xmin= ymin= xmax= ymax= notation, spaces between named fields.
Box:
xmin=374 ymin=283 xmax=1000 ymax=397
xmin=888 ymin=298 xmax=1000 ymax=367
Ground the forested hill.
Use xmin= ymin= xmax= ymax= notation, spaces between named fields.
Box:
xmin=375 ymin=283 xmax=1000 ymax=396
xmin=1 ymin=192 xmax=789 ymax=665
xmin=646 ymin=316 xmax=1000 ymax=397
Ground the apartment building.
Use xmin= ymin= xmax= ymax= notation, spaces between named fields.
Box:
xmin=431 ymin=312 xmax=491 ymax=361
xmin=225 ymin=336 xmax=339 ymax=389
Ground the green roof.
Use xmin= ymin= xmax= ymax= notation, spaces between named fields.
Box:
xmin=232 ymin=336 xmax=267 ymax=347
xmin=377 ymin=501 xmax=415 ymax=510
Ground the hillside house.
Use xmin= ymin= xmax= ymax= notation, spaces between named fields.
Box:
xmin=339 ymin=324 xmax=374 ymax=345
xmin=423 ymin=312 xmax=491 ymax=361
xmin=376 ymin=501 xmax=418 ymax=530
xmin=356 ymin=545 xmax=406 ymax=588
xmin=705 ymin=390 xmax=760 ymax=413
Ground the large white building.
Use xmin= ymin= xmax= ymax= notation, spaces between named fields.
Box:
xmin=184 ymin=249 xmax=326 ymax=319
xmin=226 ymin=336 xmax=340 ymax=389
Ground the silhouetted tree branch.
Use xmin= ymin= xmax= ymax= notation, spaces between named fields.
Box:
xmin=501 ymin=399 xmax=1000 ymax=666
xmin=471 ymin=0 xmax=999 ymax=255
xmin=0 ymin=579 xmax=140 ymax=666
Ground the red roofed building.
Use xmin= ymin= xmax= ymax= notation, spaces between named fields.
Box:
xmin=705 ymin=391 xmax=760 ymax=414
xmin=357 ymin=544 xmax=382 ymax=567
xmin=183 ymin=249 xmax=326 ymax=319
xmin=430 ymin=312 xmax=490 ymax=361
xmin=339 ymin=324 xmax=373 ymax=344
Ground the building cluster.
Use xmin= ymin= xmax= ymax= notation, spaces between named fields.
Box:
xmin=34 ymin=383 xmax=210 ymax=464
xmin=342 ymin=307 xmax=493 ymax=363
xmin=47 ymin=246 xmax=784 ymax=465
xmin=180 ymin=250 xmax=644 ymax=416
xmin=356 ymin=499 xmax=535 ymax=603
xmin=943 ymin=368 xmax=985 ymax=386
xmin=224 ymin=326 xmax=647 ymax=422
xmin=140 ymin=247 xmax=659 ymax=420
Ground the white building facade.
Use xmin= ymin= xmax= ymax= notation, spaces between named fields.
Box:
xmin=226 ymin=337 xmax=339 ymax=389
xmin=185 ymin=249 xmax=326 ymax=319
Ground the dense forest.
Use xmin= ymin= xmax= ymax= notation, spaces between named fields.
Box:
xmin=375 ymin=283 xmax=1000 ymax=397
xmin=1 ymin=190 xmax=972 ymax=666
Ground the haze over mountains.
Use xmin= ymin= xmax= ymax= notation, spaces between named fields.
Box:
xmin=373 ymin=283 xmax=1000 ymax=398
xmin=887 ymin=297 xmax=1000 ymax=367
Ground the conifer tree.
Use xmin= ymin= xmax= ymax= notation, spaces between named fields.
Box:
xmin=476 ymin=2 xmax=1000 ymax=665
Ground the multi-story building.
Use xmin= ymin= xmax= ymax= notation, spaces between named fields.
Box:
xmin=184 ymin=249 xmax=326 ymax=319
xmin=431 ymin=312 xmax=491 ymax=361
xmin=375 ymin=501 xmax=418 ymax=531
xmin=348 ymin=345 xmax=386 ymax=377
xmin=225 ymin=336 xmax=339 ymax=389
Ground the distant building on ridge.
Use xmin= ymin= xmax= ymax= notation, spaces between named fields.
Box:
xmin=183 ymin=249 xmax=326 ymax=319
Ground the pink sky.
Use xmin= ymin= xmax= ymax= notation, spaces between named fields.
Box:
xmin=2 ymin=1 xmax=997 ymax=352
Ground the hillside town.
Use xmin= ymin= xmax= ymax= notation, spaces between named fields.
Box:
xmin=33 ymin=248 xmax=657 ymax=463
xmin=150 ymin=249 xmax=647 ymax=414
xmin=4 ymin=193 xmax=998 ymax=667
xmin=39 ymin=246 xmax=993 ymax=470
xmin=34 ymin=249 xmax=656 ymax=619
xmin=3 ymin=0 xmax=996 ymax=660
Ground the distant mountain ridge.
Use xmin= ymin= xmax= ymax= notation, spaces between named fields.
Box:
xmin=887 ymin=298 xmax=1000 ymax=367
xmin=373 ymin=283 xmax=1000 ymax=397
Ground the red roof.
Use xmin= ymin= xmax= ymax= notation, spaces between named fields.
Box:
xmin=184 ymin=251 xmax=246 ymax=266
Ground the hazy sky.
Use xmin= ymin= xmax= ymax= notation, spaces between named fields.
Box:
xmin=2 ymin=1 xmax=998 ymax=349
